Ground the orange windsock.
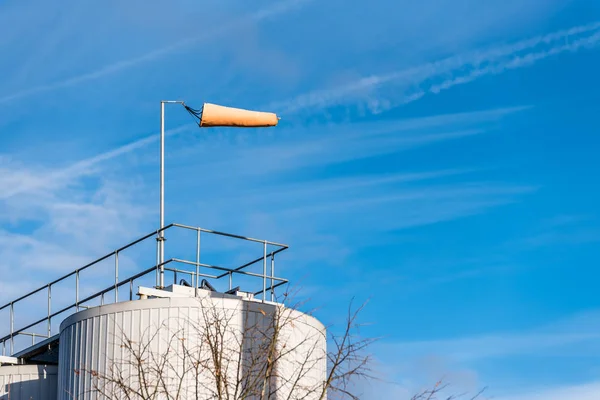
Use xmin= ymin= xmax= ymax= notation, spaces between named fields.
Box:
xmin=199 ymin=103 xmax=279 ymax=128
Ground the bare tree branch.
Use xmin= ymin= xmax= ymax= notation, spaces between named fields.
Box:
xmin=72 ymin=289 xmax=484 ymax=400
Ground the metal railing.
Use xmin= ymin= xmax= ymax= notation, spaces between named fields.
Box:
xmin=0 ymin=223 xmax=288 ymax=357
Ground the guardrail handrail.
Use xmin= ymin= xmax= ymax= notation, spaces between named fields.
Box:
xmin=0 ymin=223 xmax=288 ymax=357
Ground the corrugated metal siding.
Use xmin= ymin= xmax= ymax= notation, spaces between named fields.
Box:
xmin=0 ymin=365 xmax=58 ymax=400
xmin=57 ymin=296 xmax=326 ymax=400
xmin=276 ymin=308 xmax=328 ymax=398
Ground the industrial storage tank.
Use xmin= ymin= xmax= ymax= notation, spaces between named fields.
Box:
xmin=56 ymin=286 xmax=327 ymax=400
xmin=0 ymin=364 xmax=58 ymax=399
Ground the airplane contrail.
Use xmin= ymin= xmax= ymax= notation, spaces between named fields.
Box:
xmin=270 ymin=21 xmax=600 ymax=114
xmin=0 ymin=125 xmax=191 ymax=200
xmin=3 ymin=21 xmax=598 ymax=200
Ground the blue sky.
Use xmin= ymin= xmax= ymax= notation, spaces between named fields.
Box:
xmin=2 ymin=0 xmax=600 ymax=398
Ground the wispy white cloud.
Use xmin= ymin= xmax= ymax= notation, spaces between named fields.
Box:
xmin=272 ymin=21 xmax=600 ymax=115
xmin=0 ymin=124 xmax=191 ymax=200
xmin=429 ymin=30 xmax=600 ymax=95
xmin=386 ymin=331 xmax=600 ymax=363
xmin=390 ymin=308 xmax=600 ymax=359
xmin=368 ymin=310 xmax=600 ymax=399
xmin=507 ymin=214 xmax=600 ymax=249
xmin=498 ymin=381 xmax=600 ymax=400
xmin=1 ymin=105 xmax=525 ymax=202
xmin=175 ymin=105 xmax=528 ymax=184
xmin=0 ymin=0 xmax=311 ymax=104
xmin=521 ymin=229 xmax=600 ymax=248
xmin=0 ymin=105 xmax=531 ymax=295
xmin=0 ymin=178 xmax=151 ymax=270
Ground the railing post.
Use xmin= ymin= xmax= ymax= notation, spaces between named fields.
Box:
xmin=156 ymin=233 xmax=160 ymax=288
xmin=10 ymin=302 xmax=14 ymax=355
xmin=229 ymin=272 xmax=232 ymax=291
xmin=76 ymin=270 xmax=79 ymax=312
xmin=130 ymin=279 xmax=133 ymax=301
xmin=47 ymin=284 xmax=52 ymax=339
xmin=271 ymin=253 xmax=275 ymax=302
xmin=196 ymin=228 xmax=201 ymax=297
xmin=115 ymin=251 xmax=119 ymax=302
xmin=159 ymin=233 xmax=165 ymax=288
xmin=263 ymin=241 xmax=267 ymax=302
xmin=160 ymin=242 xmax=165 ymax=288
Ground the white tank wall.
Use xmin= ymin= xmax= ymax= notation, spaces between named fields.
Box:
xmin=0 ymin=364 xmax=58 ymax=400
xmin=57 ymin=293 xmax=326 ymax=400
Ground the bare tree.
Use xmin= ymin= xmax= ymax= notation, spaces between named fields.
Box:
xmin=410 ymin=380 xmax=487 ymax=400
xmin=71 ymin=291 xmax=484 ymax=400
xmin=70 ymin=290 xmax=372 ymax=400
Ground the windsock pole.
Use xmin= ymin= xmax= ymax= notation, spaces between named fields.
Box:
xmin=157 ymin=100 xmax=278 ymax=288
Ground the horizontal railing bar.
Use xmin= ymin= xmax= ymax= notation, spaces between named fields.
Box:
xmin=0 ymin=222 xmax=287 ymax=313
xmin=1 ymin=221 xmax=291 ymax=353
xmin=216 ymin=247 xmax=287 ymax=279
xmin=172 ymin=223 xmax=289 ymax=248
xmin=0 ymin=252 xmax=288 ymax=346
xmin=0 ymin=225 xmax=175 ymax=312
xmin=74 ymin=265 xmax=163 ymax=308
xmin=14 ymin=332 xmax=49 ymax=338
xmin=254 ymin=280 xmax=289 ymax=296
xmin=47 ymin=226 xmax=174 ymax=288
xmin=164 ymin=267 xmax=217 ymax=280
xmin=0 ymin=265 xmax=160 ymax=345
xmin=171 ymin=259 xmax=287 ymax=282
xmin=0 ymin=316 xmax=48 ymax=345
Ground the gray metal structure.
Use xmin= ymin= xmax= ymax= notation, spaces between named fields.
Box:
xmin=0 ymin=223 xmax=288 ymax=357
xmin=0 ymin=364 xmax=58 ymax=399
xmin=56 ymin=292 xmax=326 ymax=400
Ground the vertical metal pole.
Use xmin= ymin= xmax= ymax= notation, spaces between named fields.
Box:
xmin=10 ymin=303 xmax=14 ymax=355
xmin=130 ymin=279 xmax=133 ymax=301
xmin=229 ymin=272 xmax=232 ymax=291
xmin=115 ymin=251 xmax=119 ymax=302
xmin=76 ymin=270 xmax=79 ymax=312
xmin=159 ymin=100 xmax=165 ymax=288
xmin=156 ymin=234 xmax=160 ymax=288
xmin=271 ymin=254 xmax=275 ymax=302
xmin=263 ymin=241 xmax=267 ymax=302
xmin=47 ymin=284 xmax=51 ymax=338
xmin=196 ymin=228 xmax=200 ymax=297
